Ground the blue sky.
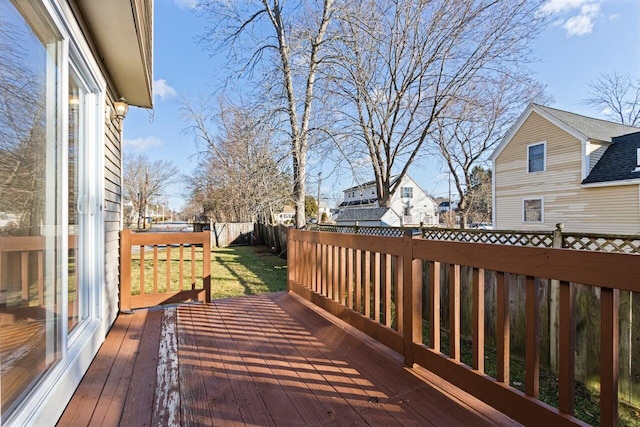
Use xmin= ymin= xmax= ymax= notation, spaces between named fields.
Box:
xmin=124 ymin=0 xmax=640 ymax=211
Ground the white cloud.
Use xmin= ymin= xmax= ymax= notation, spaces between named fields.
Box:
xmin=539 ymin=0 xmax=592 ymax=15
xmin=609 ymin=13 xmax=621 ymax=21
xmin=124 ymin=136 xmax=162 ymax=151
xmin=153 ymin=79 xmax=177 ymax=100
xmin=174 ymin=0 xmax=197 ymax=9
xmin=539 ymin=1 xmax=601 ymax=37
xmin=562 ymin=3 xmax=600 ymax=36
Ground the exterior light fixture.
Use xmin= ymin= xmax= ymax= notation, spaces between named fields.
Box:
xmin=113 ymin=97 xmax=129 ymax=120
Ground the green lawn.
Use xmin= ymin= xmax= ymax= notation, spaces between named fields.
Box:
xmin=130 ymin=245 xmax=287 ymax=299
xmin=210 ymin=245 xmax=287 ymax=298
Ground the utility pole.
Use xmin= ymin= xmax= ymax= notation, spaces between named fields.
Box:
xmin=317 ymin=172 xmax=322 ymax=223
xmin=448 ymin=171 xmax=452 ymax=226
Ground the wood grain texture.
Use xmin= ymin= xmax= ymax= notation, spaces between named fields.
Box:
xmin=60 ymin=293 xmax=513 ymax=426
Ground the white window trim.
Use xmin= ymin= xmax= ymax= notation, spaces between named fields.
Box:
xmin=522 ymin=197 xmax=544 ymax=223
xmin=527 ymin=141 xmax=546 ymax=173
xmin=4 ymin=1 xmax=108 ymax=425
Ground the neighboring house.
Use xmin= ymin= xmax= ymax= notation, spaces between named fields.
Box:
xmin=436 ymin=201 xmax=459 ymax=215
xmin=275 ymin=205 xmax=296 ymax=224
xmin=490 ymin=103 xmax=640 ymax=234
xmin=335 ymin=176 xmax=438 ymax=226
xmin=318 ymin=201 xmax=332 ymax=222
xmin=0 ymin=1 xmax=152 ymax=425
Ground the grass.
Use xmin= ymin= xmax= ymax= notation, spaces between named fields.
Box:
xmin=130 ymin=244 xmax=287 ymax=299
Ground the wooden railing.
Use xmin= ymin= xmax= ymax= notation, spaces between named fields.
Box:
xmin=119 ymin=230 xmax=211 ymax=311
xmin=287 ymin=228 xmax=640 ymax=426
xmin=0 ymin=235 xmax=76 ymax=310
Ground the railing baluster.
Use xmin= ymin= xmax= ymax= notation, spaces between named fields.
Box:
xmin=364 ymin=251 xmax=371 ymax=318
xmin=600 ymin=287 xmax=619 ymax=427
xmin=395 ymin=255 xmax=403 ymax=333
xmin=21 ymin=251 xmax=28 ymax=302
xmin=153 ymin=246 xmax=158 ymax=294
xmin=339 ymin=246 xmax=346 ymax=304
xmin=320 ymin=245 xmax=327 ymax=296
xmin=307 ymin=241 xmax=312 ymax=289
xmin=140 ymin=245 xmax=145 ymax=295
xmin=37 ymin=251 xmax=44 ymax=306
xmin=449 ymin=264 xmax=460 ymax=361
xmin=333 ymin=246 xmax=340 ymax=301
xmin=526 ymin=275 xmax=540 ymax=398
xmin=374 ymin=252 xmax=381 ymax=322
xmin=191 ymin=245 xmax=196 ymax=290
xmin=355 ymin=249 xmax=362 ymax=312
xmin=326 ymin=245 xmax=332 ymax=299
xmin=472 ymin=268 xmax=485 ymax=373
xmin=431 ymin=261 xmax=440 ymax=352
xmin=347 ymin=248 xmax=354 ymax=309
xmin=496 ymin=271 xmax=510 ymax=384
xmin=202 ymin=231 xmax=211 ymax=303
xmin=558 ymin=280 xmax=575 ymax=415
xmin=384 ymin=253 xmax=392 ymax=327
xmin=315 ymin=243 xmax=321 ymax=293
xmin=166 ymin=246 xmax=172 ymax=292
xmin=179 ymin=245 xmax=184 ymax=291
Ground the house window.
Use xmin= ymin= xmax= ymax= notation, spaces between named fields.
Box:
xmin=0 ymin=1 xmax=102 ymax=419
xmin=403 ymin=206 xmax=411 ymax=216
xmin=401 ymin=186 xmax=413 ymax=198
xmin=528 ymin=142 xmax=545 ymax=173
xmin=523 ymin=198 xmax=543 ymax=222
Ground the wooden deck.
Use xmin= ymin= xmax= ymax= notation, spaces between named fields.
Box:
xmin=58 ymin=292 xmax=517 ymax=426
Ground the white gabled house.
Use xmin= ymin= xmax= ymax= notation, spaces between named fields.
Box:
xmin=334 ymin=175 xmax=438 ymax=227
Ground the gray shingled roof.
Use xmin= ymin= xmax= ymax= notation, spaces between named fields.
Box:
xmin=582 ymin=132 xmax=640 ymax=184
xmin=335 ymin=207 xmax=390 ymax=222
xmin=535 ymin=104 xmax=639 ymax=142
xmin=343 ymin=177 xmax=400 ymax=193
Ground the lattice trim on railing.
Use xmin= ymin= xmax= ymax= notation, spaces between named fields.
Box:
xmin=308 ymin=224 xmax=640 ymax=253
xmin=421 ymin=228 xmax=555 ymax=248
xmin=562 ymin=233 xmax=640 ymax=253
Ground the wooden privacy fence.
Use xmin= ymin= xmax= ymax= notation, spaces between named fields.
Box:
xmin=287 ymin=228 xmax=640 ymax=426
xmin=254 ymin=223 xmax=289 ymax=255
xmin=120 ymin=230 xmax=211 ymax=311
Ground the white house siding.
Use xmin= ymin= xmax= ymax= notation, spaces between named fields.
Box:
xmin=495 ymin=112 xmax=640 ymax=233
xmin=587 ymin=140 xmax=609 ymax=175
xmin=104 ymin=97 xmax=123 ymax=327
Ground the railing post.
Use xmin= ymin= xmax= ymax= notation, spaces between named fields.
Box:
xmin=287 ymin=227 xmax=293 ymax=291
xmin=119 ymin=229 xmax=132 ymax=312
xmin=600 ymin=287 xmax=619 ymax=427
xmin=550 ymin=223 xmax=564 ymax=372
xmin=402 ymin=230 xmax=421 ymax=366
xmin=202 ymin=230 xmax=211 ymax=303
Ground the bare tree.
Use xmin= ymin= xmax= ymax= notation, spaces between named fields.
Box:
xmin=123 ymin=154 xmax=179 ymax=229
xmin=326 ymin=0 xmax=545 ymax=207
xmin=433 ymin=74 xmax=548 ymax=227
xmin=0 ymin=15 xmax=47 ymax=235
xmin=197 ymin=0 xmax=336 ymax=228
xmin=182 ymin=97 xmax=291 ymax=223
xmin=584 ymin=70 xmax=640 ymax=126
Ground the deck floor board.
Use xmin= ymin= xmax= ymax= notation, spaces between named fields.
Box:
xmin=58 ymin=291 xmax=518 ymax=426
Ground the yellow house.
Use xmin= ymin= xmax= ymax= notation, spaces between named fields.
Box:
xmin=490 ymin=104 xmax=640 ymax=234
